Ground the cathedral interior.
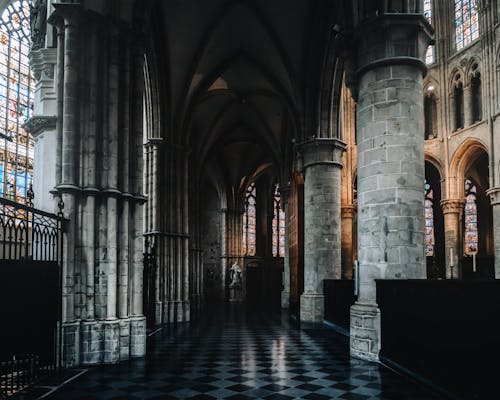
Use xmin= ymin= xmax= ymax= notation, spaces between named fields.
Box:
xmin=0 ymin=0 xmax=499 ymax=399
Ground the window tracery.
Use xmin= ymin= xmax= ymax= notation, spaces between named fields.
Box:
xmin=0 ymin=0 xmax=34 ymax=204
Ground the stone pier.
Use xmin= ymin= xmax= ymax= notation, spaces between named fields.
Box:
xmin=299 ymin=138 xmax=345 ymax=323
xmin=349 ymin=12 xmax=433 ymax=361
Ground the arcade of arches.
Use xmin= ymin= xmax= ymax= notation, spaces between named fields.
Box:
xmin=10 ymin=0 xmax=500 ymax=375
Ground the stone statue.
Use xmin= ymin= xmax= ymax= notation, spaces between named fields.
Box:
xmin=228 ymin=262 xmax=242 ymax=302
xmin=30 ymin=0 xmax=47 ymax=50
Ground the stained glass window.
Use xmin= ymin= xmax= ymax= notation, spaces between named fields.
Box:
xmin=272 ymin=184 xmax=285 ymax=258
xmin=464 ymin=179 xmax=478 ymax=255
xmin=242 ymin=182 xmax=256 ymax=256
xmin=455 ymin=0 xmax=480 ymax=51
xmin=424 ymin=180 xmax=434 ymax=257
xmin=0 ymin=1 xmax=34 ymax=204
xmin=424 ymin=0 xmax=434 ymax=64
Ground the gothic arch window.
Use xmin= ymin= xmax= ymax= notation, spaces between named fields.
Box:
xmin=272 ymin=184 xmax=285 ymax=258
xmin=453 ymin=76 xmax=464 ymax=130
xmin=455 ymin=0 xmax=480 ymax=51
xmin=0 ymin=0 xmax=34 ymax=204
xmin=424 ymin=89 xmax=437 ymax=139
xmin=464 ymin=179 xmax=478 ymax=255
xmin=424 ymin=0 xmax=434 ymax=64
xmin=424 ymin=180 xmax=435 ymax=257
xmin=242 ymin=182 xmax=256 ymax=256
xmin=471 ymin=64 xmax=482 ymax=122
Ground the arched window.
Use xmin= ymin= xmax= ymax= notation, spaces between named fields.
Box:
xmin=455 ymin=0 xmax=480 ymax=51
xmin=242 ymin=182 xmax=256 ymax=256
xmin=464 ymin=179 xmax=478 ymax=255
xmin=272 ymin=184 xmax=285 ymax=257
xmin=471 ymin=66 xmax=482 ymax=122
xmin=424 ymin=180 xmax=435 ymax=257
xmin=0 ymin=1 xmax=34 ymax=204
xmin=424 ymin=91 xmax=437 ymax=139
xmin=454 ymin=79 xmax=464 ymax=130
xmin=424 ymin=0 xmax=434 ymax=64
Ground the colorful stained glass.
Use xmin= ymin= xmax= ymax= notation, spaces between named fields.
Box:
xmin=424 ymin=0 xmax=434 ymax=64
xmin=0 ymin=1 xmax=34 ymax=204
xmin=272 ymin=184 xmax=285 ymax=258
xmin=464 ymin=179 xmax=478 ymax=255
xmin=455 ymin=0 xmax=480 ymax=50
xmin=243 ymin=182 xmax=256 ymax=256
xmin=424 ymin=180 xmax=434 ymax=257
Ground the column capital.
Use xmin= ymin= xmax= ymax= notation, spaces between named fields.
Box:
xmin=144 ymin=137 xmax=164 ymax=150
xmin=22 ymin=115 xmax=57 ymax=137
xmin=346 ymin=13 xmax=433 ymax=90
xmin=341 ymin=204 xmax=356 ymax=219
xmin=29 ymin=47 xmax=57 ymax=82
xmin=297 ymin=138 xmax=346 ymax=170
xmin=486 ymin=187 xmax=500 ymax=205
xmin=440 ymin=199 xmax=465 ymax=214
xmin=51 ymin=2 xmax=82 ymax=27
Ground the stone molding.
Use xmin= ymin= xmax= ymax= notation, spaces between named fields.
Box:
xmin=341 ymin=204 xmax=356 ymax=219
xmin=486 ymin=187 xmax=500 ymax=206
xmin=52 ymin=2 xmax=82 ymax=27
xmin=298 ymin=138 xmax=346 ymax=170
xmin=346 ymin=13 xmax=434 ymax=97
xmin=440 ymin=199 xmax=465 ymax=214
xmin=52 ymin=184 xmax=147 ymax=204
xmin=22 ymin=115 xmax=57 ymax=137
xmin=29 ymin=47 xmax=57 ymax=82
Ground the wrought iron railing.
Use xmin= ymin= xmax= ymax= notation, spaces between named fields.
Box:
xmin=0 ymin=191 xmax=65 ymax=398
xmin=0 ymin=192 xmax=64 ymax=263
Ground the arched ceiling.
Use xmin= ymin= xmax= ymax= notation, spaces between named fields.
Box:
xmin=143 ymin=0 xmax=345 ymax=192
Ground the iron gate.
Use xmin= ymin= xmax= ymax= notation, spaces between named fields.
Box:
xmin=0 ymin=194 xmax=65 ymax=398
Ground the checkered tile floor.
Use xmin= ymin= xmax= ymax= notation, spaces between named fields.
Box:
xmin=44 ymin=304 xmax=444 ymax=400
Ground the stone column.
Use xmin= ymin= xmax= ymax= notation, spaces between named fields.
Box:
xmin=299 ymin=138 xmax=345 ymax=323
xmin=26 ymin=44 xmax=57 ymax=211
xmin=463 ymin=84 xmax=473 ymax=127
xmin=280 ymin=185 xmax=291 ymax=308
xmin=441 ymin=199 xmax=464 ymax=279
xmin=341 ymin=205 xmax=355 ymax=279
xmin=486 ymin=188 xmax=500 ymax=278
xmin=349 ymin=13 xmax=432 ymax=361
xmin=51 ymin=2 xmax=81 ymax=367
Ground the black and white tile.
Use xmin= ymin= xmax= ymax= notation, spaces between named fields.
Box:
xmin=37 ymin=304 xmax=444 ymax=400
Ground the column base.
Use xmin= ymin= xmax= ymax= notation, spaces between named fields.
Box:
xmin=80 ymin=320 xmax=103 ymax=365
xmin=350 ymin=302 xmax=381 ymax=362
xmin=119 ymin=318 xmax=131 ymax=360
xmin=300 ymin=293 xmax=324 ymax=323
xmin=62 ymin=321 xmax=80 ymax=367
xmin=281 ymin=290 xmax=290 ymax=309
xmin=155 ymin=301 xmax=163 ymax=325
xmin=130 ymin=316 xmax=146 ymax=357
xmin=168 ymin=300 xmax=191 ymax=322
xmin=103 ymin=319 xmax=120 ymax=364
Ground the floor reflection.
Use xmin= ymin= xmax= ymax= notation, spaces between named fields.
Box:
xmin=42 ymin=303 xmax=443 ymax=400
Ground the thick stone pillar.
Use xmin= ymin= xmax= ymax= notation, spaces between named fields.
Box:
xmin=50 ymin=2 xmax=81 ymax=367
xmin=349 ymin=13 xmax=432 ymax=361
xmin=299 ymin=139 xmax=345 ymax=323
xmin=341 ymin=205 xmax=355 ymax=279
xmin=486 ymin=188 xmax=500 ymax=278
xmin=280 ymin=185 xmax=291 ymax=308
xmin=441 ymin=199 xmax=464 ymax=279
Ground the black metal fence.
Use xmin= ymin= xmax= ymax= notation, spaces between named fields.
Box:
xmin=0 ymin=195 xmax=65 ymax=399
